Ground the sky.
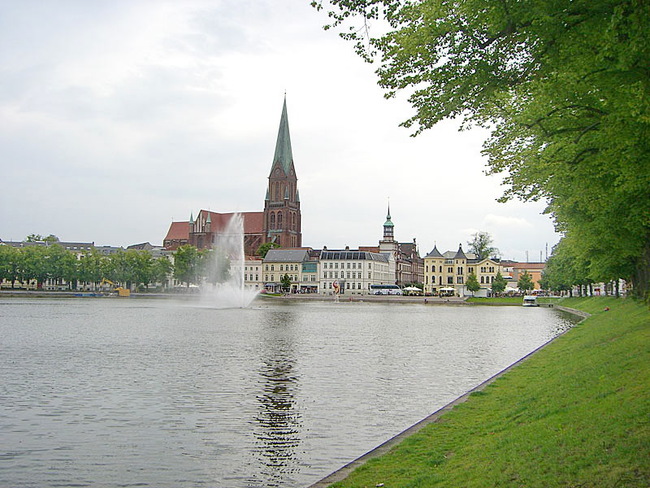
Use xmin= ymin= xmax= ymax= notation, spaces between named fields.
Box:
xmin=0 ymin=0 xmax=560 ymax=262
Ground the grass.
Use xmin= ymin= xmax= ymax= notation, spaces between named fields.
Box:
xmin=329 ymin=297 xmax=649 ymax=487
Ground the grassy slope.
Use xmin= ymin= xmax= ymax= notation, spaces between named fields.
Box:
xmin=331 ymin=297 xmax=649 ymax=487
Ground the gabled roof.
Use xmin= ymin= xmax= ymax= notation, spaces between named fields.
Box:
xmin=270 ymin=96 xmax=295 ymax=176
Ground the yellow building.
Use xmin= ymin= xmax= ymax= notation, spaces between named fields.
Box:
xmin=424 ymin=244 xmax=503 ymax=297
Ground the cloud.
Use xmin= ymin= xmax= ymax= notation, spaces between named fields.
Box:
xmin=0 ymin=0 xmax=561 ymax=261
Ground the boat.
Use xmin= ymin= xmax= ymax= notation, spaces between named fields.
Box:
xmin=523 ymin=295 xmax=539 ymax=307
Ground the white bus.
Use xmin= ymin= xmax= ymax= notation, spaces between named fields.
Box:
xmin=369 ymin=284 xmax=402 ymax=295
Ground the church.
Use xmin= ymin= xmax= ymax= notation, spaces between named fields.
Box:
xmin=163 ymin=97 xmax=302 ymax=256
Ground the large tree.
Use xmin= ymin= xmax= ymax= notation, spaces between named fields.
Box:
xmin=315 ymin=0 xmax=650 ymax=300
xmin=467 ymin=231 xmax=499 ymax=260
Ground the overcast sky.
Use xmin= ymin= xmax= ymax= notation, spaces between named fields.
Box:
xmin=0 ymin=0 xmax=559 ymax=261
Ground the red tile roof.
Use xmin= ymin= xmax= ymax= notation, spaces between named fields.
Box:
xmin=164 ymin=221 xmax=189 ymax=241
xmin=164 ymin=210 xmax=264 ymax=244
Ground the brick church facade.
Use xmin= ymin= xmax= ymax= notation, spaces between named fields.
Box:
xmin=163 ymin=97 xmax=302 ymax=256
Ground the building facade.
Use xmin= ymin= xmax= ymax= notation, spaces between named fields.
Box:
xmin=262 ymin=248 xmax=317 ymax=293
xmin=319 ymin=248 xmax=394 ymax=295
xmin=424 ymin=244 xmax=504 ymax=297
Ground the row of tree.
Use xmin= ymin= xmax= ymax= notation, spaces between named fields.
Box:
xmin=315 ymin=0 xmax=649 ymax=301
xmin=0 ymin=244 xmax=179 ymax=291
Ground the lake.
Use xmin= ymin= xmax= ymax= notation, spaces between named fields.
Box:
xmin=0 ymin=297 xmax=576 ymax=487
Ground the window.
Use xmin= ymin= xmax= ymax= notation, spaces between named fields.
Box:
xmin=457 ymin=276 xmax=464 ymax=284
xmin=447 ymin=276 xmax=454 ymax=284
xmin=447 ymin=267 xmax=453 ymax=273
xmin=457 ymin=267 xmax=463 ymax=275
xmin=271 ymin=265 xmax=274 ymax=271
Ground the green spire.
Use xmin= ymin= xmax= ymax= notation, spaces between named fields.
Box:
xmin=384 ymin=201 xmax=394 ymax=227
xmin=271 ymin=95 xmax=294 ymax=176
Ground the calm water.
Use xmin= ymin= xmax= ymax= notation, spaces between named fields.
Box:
xmin=0 ymin=297 xmax=576 ymax=487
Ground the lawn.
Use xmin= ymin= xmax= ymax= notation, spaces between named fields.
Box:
xmin=329 ymin=297 xmax=649 ymax=487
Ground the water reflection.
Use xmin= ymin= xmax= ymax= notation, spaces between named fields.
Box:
xmin=251 ymin=310 xmax=302 ymax=487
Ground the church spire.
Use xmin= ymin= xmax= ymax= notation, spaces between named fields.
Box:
xmin=270 ymin=95 xmax=294 ymax=176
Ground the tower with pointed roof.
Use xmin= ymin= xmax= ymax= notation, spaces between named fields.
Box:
xmin=379 ymin=201 xmax=398 ymax=256
xmin=263 ymin=96 xmax=302 ymax=248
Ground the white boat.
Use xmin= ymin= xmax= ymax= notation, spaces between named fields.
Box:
xmin=523 ymin=295 xmax=539 ymax=307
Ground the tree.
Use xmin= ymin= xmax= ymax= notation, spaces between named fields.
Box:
xmin=257 ymin=241 xmax=280 ymax=258
xmin=173 ymin=245 xmax=203 ymax=288
xmin=151 ymin=257 xmax=173 ymax=289
xmin=25 ymin=234 xmax=59 ymax=243
xmin=78 ymin=249 xmax=104 ymax=288
xmin=45 ymin=244 xmax=77 ymax=288
xmin=0 ymin=245 xmax=20 ymax=288
xmin=517 ymin=270 xmax=534 ymax=294
xmin=491 ymin=271 xmax=507 ymax=295
xmin=315 ymin=0 xmax=650 ymax=300
xmin=465 ymin=272 xmax=480 ymax=296
xmin=281 ymin=273 xmax=292 ymax=292
xmin=467 ymin=231 xmax=499 ymax=260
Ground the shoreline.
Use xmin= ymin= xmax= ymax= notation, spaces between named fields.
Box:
xmin=307 ymin=304 xmax=589 ymax=487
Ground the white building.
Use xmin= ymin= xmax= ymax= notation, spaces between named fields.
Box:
xmin=319 ymin=248 xmax=395 ymax=295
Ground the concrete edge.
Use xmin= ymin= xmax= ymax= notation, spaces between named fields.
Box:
xmin=307 ymin=306 xmax=590 ymax=487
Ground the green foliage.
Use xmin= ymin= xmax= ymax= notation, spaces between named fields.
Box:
xmin=491 ymin=271 xmax=507 ymax=294
xmin=280 ymin=273 xmax=292 ymax=291
xmin=0 ymin=244 xmax=175 ymax=291
xmin=517 ymin=270 xmax=534 ymax=293
xmin=0 ymin=245 xmax=20 ymax=287
xmin=173 ymin=245 xmax=203 ymax=287
xmin=316 ymin=0 xmax=650 ymax=300
xmin=151 ymin=257 xmax=173 ymax=288
xmin=25 ymin=234 xmax=59 ymax=243
xmin=256 ymin=241 xmax=280 ymax=258
xmin=467 ymin=231 xmax=499 ymax=260
xmin=465 ymin=272 xmax=480 ymax=294
xmin=331 ymin=298 xmax=650 ymax=487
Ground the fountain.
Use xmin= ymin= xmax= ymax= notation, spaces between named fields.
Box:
xmin=200 ymin=213 xmax=259 ymax=308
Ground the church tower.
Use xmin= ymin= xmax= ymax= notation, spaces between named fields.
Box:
xmin=263 ymin=96 xmax=302 ymax=248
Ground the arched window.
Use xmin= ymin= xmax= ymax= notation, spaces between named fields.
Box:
xmin=278 ymin=212 xmax=283 ymax=228
xmin=270 ymin=213 xmax=275 ymax=229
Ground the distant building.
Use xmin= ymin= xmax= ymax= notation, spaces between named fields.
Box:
xmin=163 ymin=96 xmax=302 ymax=256
xmin=423 ymin=244 xmax=504 ymax=297
xmin=368 ymin=204 xmax=423 ymax=287
xmin=319 ymin=247 xmax=394 ymax=295
xmin=501 ymin=261 xmax=546 ymax=290
xmin=262 ymin=248 xmax=317 ymax=293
